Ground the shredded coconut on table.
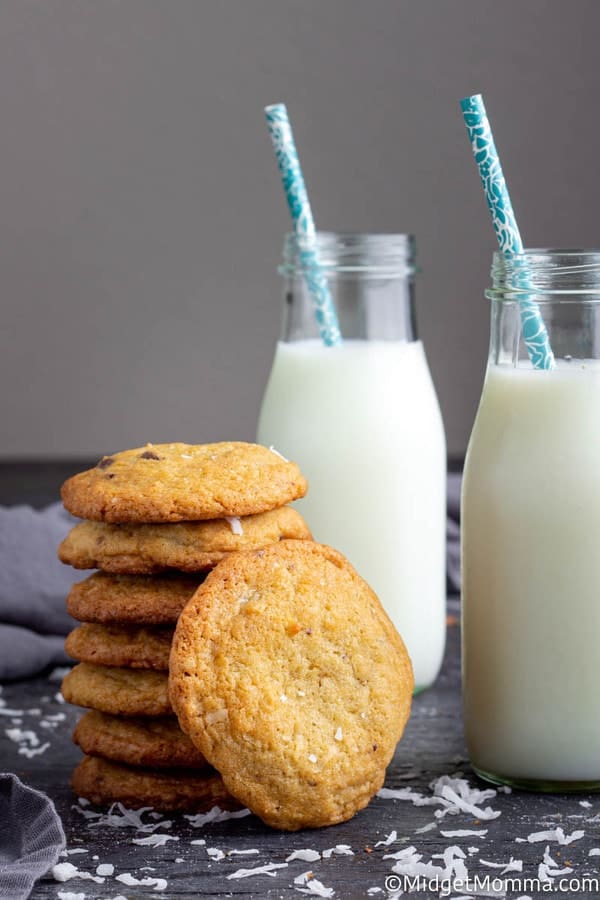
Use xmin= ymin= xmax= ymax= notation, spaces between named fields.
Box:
xmin=293 ymin=871 xmax=335 ymax=897
xmin=206 ymin=848 xmax=225 ymax=860
xmin=286 ymin=849 xmax=321 ymax=862
xmin=85 ymin=802 xmax=172 ymax=832
xmin=589 ymin=848 xmax=600 ymax=856
xmin=374 ymin=830 xmax=397 ymax=847
xmin=52 ymin=863 xmax=104 ymax=884
xmin=96 ymin=864 xmax=114 ymax=876
xmin=321 ymin=845 xmax=353 ymax=858
xmin=480 ymin=857 xmax=523 ymax=874
xmin=132 ymin=834 xmax=179 ymax=847
xmin=538 ymin=845 xmax=573 ymax=882
xmin=440 ymin=829 xmax=488 ymax=838
xmin=225 ymin=516 xmax=243 ymax=535
xmin=115 ymin=873 xmax=167 ymax=891
xmin=185 ymin=806 xmax=251 ymax=827
xmin=227 ymin=863 xmax=288 ymax=879
xmin=526 ymin=826 xmax=584 ymax=845
xmin=228 ymin=848 xmax=260 ymax=856
xmin=414 ymin=822 xmax=437 ymax=834
xmin=57 ymin=893 xmax=86 ymax=900
xmin=378 ymin=774 xmax=501 ymax=821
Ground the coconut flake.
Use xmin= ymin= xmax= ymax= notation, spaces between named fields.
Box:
xmin=321 ymin=845 xmax=354 ymax=858
xmin=96 ymin=864 xmax=114 ymax=876
xmin=526 ymin=827 xmax=584 ymax=845
xmin=293 ymin=871 xmax=335 ymax=897
xmin=286 ymin=849 xmax=321 ymax=862
xmin=415 ymin=822 xmax=437 ymax=834
xmin=308 ymin=753 xmax=318 ymax=764
xmin=190 ymin=839 xmax=206 ymax=846
xmin=440 ymin=829 xmax=488 ymax=838
xmin=185 ymin=806 xmax=251 ymax=827
xmin=225 ymin=516 xmax=243 ymax=535
xmin=538 ymin=845 xmax=573 ymax=882
xmin=374 ymin=830 xmax=397 ymax=847
xmin=206 ymin=848 xmax=225 ymax=860
xmin=480 ymin=857 xmax=523 ymax=874
xmin=116 ymin=873 xmax=167 ymax=891
xmin=229 ymin=848 xmax=260 ymax=856
xmin=227 ymin=863 xmax=288 ymax=879
xmin=132 ymin=834 xmax=179 ymax=847
xmin=269 ymin=445 xmax=288 ymax=461
xmin=580 ymin=800 xmax=593 ymax=809
xmin=205 ymin=708 xmax=229 ymax=725
xmin=334 ymin=727 xmax=343 ymax=741
xmin=52 ymin=863 xmax=104 ymax=884
xmin=57 ymin=894 xmax=86 ymax=900
xmin=589 ymin=848 xmax=600 ymax=856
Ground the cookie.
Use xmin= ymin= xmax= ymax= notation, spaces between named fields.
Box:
xmin=73 ymin=710 xmax=207 ymax=769
xmin=65 ymin=623 xmax=174 ymax=670
xmin=62 ymin=663 xmax=171 ymax=717
xmin=169 ymin=541 xmax=414 ymax=831
xmin=66 ymin=573 xmax=201 ymax=625
xmin=61 ymin=442 xmax=307 ymax=523
xmin=59 ymin=506 xmax=312 ymax=574
xmin=71 ymin=755 xmax=238 ymax=812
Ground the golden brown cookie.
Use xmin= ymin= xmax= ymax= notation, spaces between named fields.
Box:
xmin=65 ymin=623 xmax=173 ymax=670
xmin=61 ymin=442 xmax=307 ymax=523
xmin=62 ymin=663 xmax=171 ymax=717
xmin=73 ymin=710 xmax=207 ymax=769
xmin=59 ymin=506 xmax=312 ymax=574
xmin=71 ymin=755 xmax=238 ymax=812
xmin=169 ymin=541 xmax=414 ymax=831
xmin=66 ymin=573 xmax=201 ymax=625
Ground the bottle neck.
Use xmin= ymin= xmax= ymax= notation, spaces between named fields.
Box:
xmin=279 ymin=232 xmax=418 ymax=343
xmin=486 ymin=249 xmax=600 ymax=365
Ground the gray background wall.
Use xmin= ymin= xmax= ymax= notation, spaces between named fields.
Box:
xmin=1 ymin=0 xmax=597 ymax=459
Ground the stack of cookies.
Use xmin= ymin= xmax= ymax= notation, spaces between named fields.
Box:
xmin=58 ymin=442 xmax=311 ymax=812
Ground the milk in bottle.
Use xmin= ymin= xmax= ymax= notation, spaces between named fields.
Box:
xmin=462 ymin=250 xmax=600 ymax=788
xmin=258 ymin=234 xmax=446 ymax=691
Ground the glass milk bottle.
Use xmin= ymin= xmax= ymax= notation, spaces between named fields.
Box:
xmin=463 ymin=249 xmax=600 ymax=790
xmin=257 ymin=233 xmax=446 ymax=691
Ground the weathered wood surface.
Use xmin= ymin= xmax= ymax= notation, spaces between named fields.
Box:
xmin=2 ymin=616 xmax=599 ymax=899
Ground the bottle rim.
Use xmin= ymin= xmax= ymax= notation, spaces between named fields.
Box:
xmin=280 ymin=231 xmax=417 ymax=278
xmin=487 ymin=248 xmax=600 ymax=300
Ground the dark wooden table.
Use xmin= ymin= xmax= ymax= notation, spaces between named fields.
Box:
xmin=1 ymin=464 xmax=599 ymax=898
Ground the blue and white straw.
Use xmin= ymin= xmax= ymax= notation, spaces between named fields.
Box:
xmin=460 ymin=94 xmax=554 ymax=369
xmin=264 ymin=103 xmax=342 ymax=347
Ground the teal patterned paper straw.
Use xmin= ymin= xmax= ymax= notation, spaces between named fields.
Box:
xmin=264 ymin=103 xmax=342 ymax=347
xmin=460 ymin=94 xmax=554 ymax=369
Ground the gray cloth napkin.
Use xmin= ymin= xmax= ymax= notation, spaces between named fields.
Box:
xmin=0 ymin=773 xmax=65 ymax=899
xmin=0 ymin=503 xmax=91 ymax=681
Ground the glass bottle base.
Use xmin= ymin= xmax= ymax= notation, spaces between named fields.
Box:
xmin=473 ymin=764 xmax=600 ymax=794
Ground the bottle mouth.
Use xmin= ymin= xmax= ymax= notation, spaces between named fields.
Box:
xmin=487 ymin=249 xmax=600 ymax=299
xmin=280 ymin=232 xmax=416 ymax=278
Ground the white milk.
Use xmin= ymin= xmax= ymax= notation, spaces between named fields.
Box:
xmin=257 ymin=339 xmax=446 ymax=690
xmin=463 ymin=361 xmax=600 ymax=783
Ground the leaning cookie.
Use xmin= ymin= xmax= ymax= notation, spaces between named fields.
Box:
xmin=73 ymin=711 xmax=207 ymax=769
xmin=72 ymin=755 xmax=239 ymax=813
xmin=169 ymin=541 xmax=414 ymax=831
xmin=59 ymin=506 xmax=312 ymax=574
xmin=65 ymin=623 xmax=174 ymax=670
xmin=66 ymin=573 xmax=202 ymax=626
xmin=62 ymin=663 xmax=171 ymax=717
xmin=61 ymin=442 xmax=307 ymax=523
